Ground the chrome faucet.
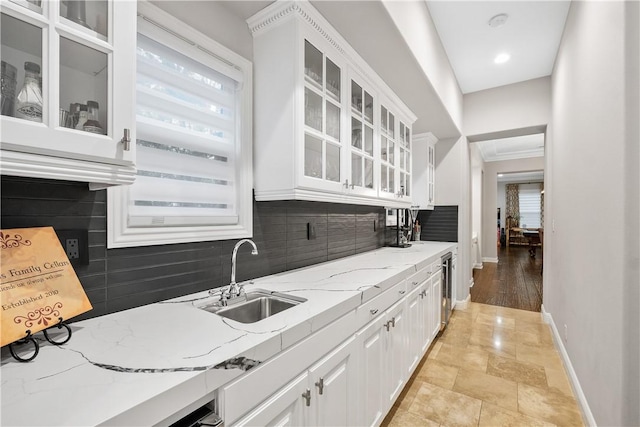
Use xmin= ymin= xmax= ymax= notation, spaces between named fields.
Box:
xmin=228 ymin=239 xmax=259 ymax=298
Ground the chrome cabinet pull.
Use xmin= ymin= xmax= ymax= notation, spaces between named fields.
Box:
xmin=120 ymin=128 xmax=131 ymax=151
xmin=302 ymin=389 xmax=311 ymax=406
xmin=384 ymin=321 xmax=391 ymax=331
xmin=412 ymin=281 xmax=418 ymax=286
xmin=399 ymin=290 xmax=406 ymax=295
xmin=391 ymin=317 xmax=396 ymax=328
xmin=370 ymin=309 xmax=378 ymax=315
xmin=315 ymin=377 xmax=324 ymax=395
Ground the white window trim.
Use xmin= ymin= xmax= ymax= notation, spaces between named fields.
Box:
xmin=107 ymin=1 xmax=253 ymax=248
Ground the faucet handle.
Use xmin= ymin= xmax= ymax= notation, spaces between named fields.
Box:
xmin=238 ymin=283 xmax=246 ymax=296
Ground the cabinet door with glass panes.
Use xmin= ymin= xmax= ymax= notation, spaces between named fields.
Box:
xmin=397 ymin=120 xmax=412 ymax=203
xmin=300 ymin=38 xmax=345 ymax=194
xmin=379 ymin=102 xmax=411 ymax=203
xmin=0 ymin=0 xmax=135 ymax=183
xmin=348 ymin=74 xmax=377 ymax=198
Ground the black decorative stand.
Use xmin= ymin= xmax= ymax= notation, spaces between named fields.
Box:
xmin=8 ymin=317 xmax=72 ymax=362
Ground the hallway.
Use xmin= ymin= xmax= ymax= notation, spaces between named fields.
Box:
xmin=471 ymin=246 xmax=543 ymax=312
xmin=381 ymin=303 xmax=583 ymax=426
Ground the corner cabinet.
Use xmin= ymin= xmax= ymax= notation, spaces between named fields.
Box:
xmin=411 ymin=132 xmax=438 ymax=210
xmin=0 ymin=0 xmax=136 ymax=187
xmin=248 ymin=1 xmax=416 ymax=208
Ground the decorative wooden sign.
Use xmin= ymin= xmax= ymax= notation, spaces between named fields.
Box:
xmin=1 ymin=227 xmax=92 ymax=347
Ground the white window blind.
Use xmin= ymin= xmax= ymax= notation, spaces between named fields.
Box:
xmin=519 ymin=184 xmax=541 ymax=228
xmin=131 ymin=33 xmax=240 ymax=227
xmin=107 ymin=2 xmax=252 ymax=248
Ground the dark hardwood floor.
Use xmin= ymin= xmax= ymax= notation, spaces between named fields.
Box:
xmin=471 ymin=245 xmax=543 ymax=312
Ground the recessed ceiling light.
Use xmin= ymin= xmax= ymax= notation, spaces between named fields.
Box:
xmin=494 ymin=53 xmax=511 ymax=64
xmin=488 ymin=13 xmax=509 ymax=28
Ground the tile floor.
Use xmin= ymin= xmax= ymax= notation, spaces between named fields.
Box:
xmin=382 ymin=302 xmax=584 ymax=427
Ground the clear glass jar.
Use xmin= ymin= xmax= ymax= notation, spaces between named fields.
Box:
xmin=75 ymin=104 xmax=88 ymax=130
xmin=83 ymin=100 xmax=104 ymax=134
xmin=15 ymin=61 xmax=43 ymax=122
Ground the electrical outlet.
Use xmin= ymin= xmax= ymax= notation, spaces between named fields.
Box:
xmin=55 ymin=229 xmax=89 ymax=266
xmin=66 ymin=239 xmax=80 ymax=259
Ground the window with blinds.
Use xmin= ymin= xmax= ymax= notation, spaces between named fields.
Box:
xmin=107 ymin=3 xmax=252 ymax=247
xmin=518 ymin=184 xmax=542 ymax=228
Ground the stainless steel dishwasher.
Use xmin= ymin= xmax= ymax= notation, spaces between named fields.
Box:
xmin=441 ymin=252 xmax=453 ymax=330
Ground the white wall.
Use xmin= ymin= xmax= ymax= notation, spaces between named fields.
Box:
xmin=470 ymin=144 xmax=483 ymax=268
xmin=435 ymin=137 xmax=472 ymax=304
xmin=480 ymin=157 xmax=544 ymax=261
xmin=464 ymin=77 xmax=550 ymax=140
xmin=151 ymin=1 xmax=253 ymax=61
xmin=545 ymin=1 xmax=639 ymax=425
xmin=383 ymin=1 xmax=463 ymax=131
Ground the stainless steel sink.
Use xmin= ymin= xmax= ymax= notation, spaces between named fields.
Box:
xmin=199 ymin=289 xmax=306 ymax=324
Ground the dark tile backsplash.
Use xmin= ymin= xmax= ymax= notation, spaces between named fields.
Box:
xmin=1 ymin=176 xmax=386 ymax=321
xmin=417 ymin=205 xmax=459 ymax=242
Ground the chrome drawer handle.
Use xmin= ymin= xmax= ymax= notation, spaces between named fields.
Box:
xmin=399 ymin=290 xmax=406 ymax=295
xmin=370 ymin=309 xmax=379 ymax=315
xmin=302 ymin=389 xmax=311 ymax=406
xmin=315 ymin=377 xmax=324 ymax=395
xmin=412 ymin=281 xmax=418 ymax=286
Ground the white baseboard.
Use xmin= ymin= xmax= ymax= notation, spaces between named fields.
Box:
xmin=473 ymin=263 xmax=483 ymax=269
xmin=482 ymin=257 xmax=498 ymax=263
xmin=469 ymin=278 xmax=474 ymax=288
xmin=456 ymin=294 xmax=471 ymax=310
xmin=541 ymin=305 xmax=596 ymax=427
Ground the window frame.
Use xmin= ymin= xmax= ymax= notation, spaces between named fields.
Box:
xmin=107 ymin=1 xmax=253 ymax=248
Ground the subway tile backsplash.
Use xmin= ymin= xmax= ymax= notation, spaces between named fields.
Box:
xmin=1 ymin=176 xmax=386 ymax=321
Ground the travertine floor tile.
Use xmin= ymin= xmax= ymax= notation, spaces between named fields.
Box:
xmin=479 ymin=402 xmax=557 ymax=427
xmin=416 ymin=358 xmax=459 ymax=390
xmin=545 ymin=366 xmax=575 ymax=397
xmin=516 ymin=342 xmax=564 ymax=370
xmin=427 ymin=341 xmax=443 ymax=360
xmin=408 ymin=382 xmax=482 ymax=427
xmin=438 ymin=329 xmax=471 ymax=347
xmin=468 ymin=329 xmax=517 ymax=359
xmin=516 ymin=319 xmax=553 ymax=335
xmin=434 ymin=342 xmax=490 ymax=372
xmin=517 ymin=330 xmax=555 ymax=347
xmin=487 ymin=353 xmax=548 ymax=389
xmin=476 ymin=312 xmax=516 ymax=330
xmin=518 ymin=383 xmax=584 ymax=426
xmin=497 ymin=306 xmax=544 ymax=324
xmin=382 ymin=407 xmax=440 ymax=427
xmin=453 ymin=368 xmax=518 ymax=411
xmin=394 ymin=377 xmax=421 ymax=411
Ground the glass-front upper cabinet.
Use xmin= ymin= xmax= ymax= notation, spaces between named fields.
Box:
xmin=380 ymin=103 xmax=412 ymax=202
xmin=349 ymin=77 xmax=375 ymax=196
xmin=0 ymin=0 xmax=136 ymax=186
xmin=397 ymin=120 xmax=412 ymax=202
xmin=303 ymin=39 xmax=343 ymax=191
xmin=380 ymin=103 xmax=396 ymax=198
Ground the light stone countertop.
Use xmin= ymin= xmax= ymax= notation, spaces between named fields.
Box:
xmin=0 ymin=241 xmax=456 ymax=426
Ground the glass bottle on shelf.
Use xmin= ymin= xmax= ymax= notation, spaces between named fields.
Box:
xmin=83 ymin=100 xmax=104 ymax=134
xmin=75 ymin=104 xmax=88 ymax=130
xmin=15 ymin=62 xmax=42 ymax=122
xmin=1 ymin=60 xmax=17 ymax=117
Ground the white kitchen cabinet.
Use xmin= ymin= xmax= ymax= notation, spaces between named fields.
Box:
xmin=230 ymin=336 xmax=357 ymax=427
xmin=357 ymin=297 xmax=408 ymax=427
xmin=0 ymin=0 xmax=136 ymax=187
xmin=379 ymin=100 xmax=413 ymax=205
xmin=232 ymin=372 xmax=309 ymax=427
xmin=431 ymin=266 xmax=443 ymax=339
xmin=248 ymin=0 xmax=415 ymax=208
xmin=308 ymin=336 xmax=358 ymax=426
xmin=411 ymin=132 xmax=438 ymax=210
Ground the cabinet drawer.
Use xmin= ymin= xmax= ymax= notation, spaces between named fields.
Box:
xmin=406 ymin=266 xmax=432 ymax=289
xmin=432 ymin=259 xmax=442 ymax=272
xmin=355 ymin=280 xmax=406 ymax=328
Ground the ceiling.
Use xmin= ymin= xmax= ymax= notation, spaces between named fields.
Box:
xmin=219 ymin=0 xmax=568 ymax=148
xmin=426 ymin=1 xmax=570 ymax=94
xmin=475 ymin=133 xmax=545 ymax=162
